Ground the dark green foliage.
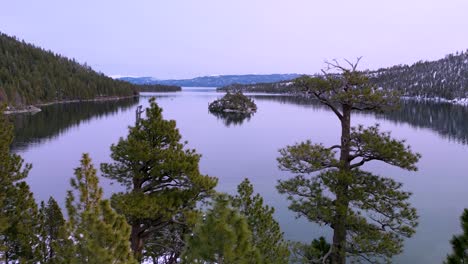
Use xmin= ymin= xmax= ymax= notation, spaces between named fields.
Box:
xmin=277 ymin=60 xmax=420 ymax=263
xmin=0 ymin=32 xmax=137 ymax=107
xmin=231 ymin=178 xmax=290 ymax=264
xmin=66 ymin=153 xmax=136 ymax=264
xmin=209 ymin=92 xmax=257 ymax=114
xmin=1 ymin=182 xmax=39 ymax=263
xmin=290 ymin=237 xmax=331 ymax=264
xmin=137 ymin=84 xmax=181 ymax=92
xmin=0 ymin=105 xmax=38 ymax=263
xmin=445 ymin=209 xmax=468 ymax=264
xmin=0 ymin=106 xmax=31 ymax=232
xmin=181 ymin=194 xmax=261 ymax=264
xmin=101 ymin=98 xmax=218 ymax=261
xmin=37 ymin=197 xmax=70 ymax=264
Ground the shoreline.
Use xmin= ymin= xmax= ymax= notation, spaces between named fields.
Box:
xmin=4 ymin=94 xmax=139 ymax=115
xmin=401 ymin=96 xmax=468 ymax=106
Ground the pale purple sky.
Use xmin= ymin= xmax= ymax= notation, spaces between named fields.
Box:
xmin=1 ymin=0 xmax=467 ymax=79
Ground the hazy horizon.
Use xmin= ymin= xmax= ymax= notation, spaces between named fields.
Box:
xmin=1 ymin=0 xmax=467 ymax=79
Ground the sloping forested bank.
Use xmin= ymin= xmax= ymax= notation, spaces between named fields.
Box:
xmin=371 ymin=51 xmax=468 ymax=100
xmin=0 ymin=32 xmax=137 ymax=108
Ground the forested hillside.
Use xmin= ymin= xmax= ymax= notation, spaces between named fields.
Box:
xmin=219 ymin=81 xmax=298 ymax=93
xmin=371 ymin=51 xmax=468 ymax=100
xmin=219 ymin=51 xmax=468 ymax=101
xmin=0 ymin=32 xmax=137 ymax=107
xmin=136 ymin=84 xmax=181 ymax=92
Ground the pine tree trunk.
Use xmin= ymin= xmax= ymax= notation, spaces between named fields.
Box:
xmin=131 ymin=223 xmax=145 ymax=262
xmin=131 ymin=178 xmax=145 ymax=262
xmin=331 ymin=105 xmax=351 ymax=264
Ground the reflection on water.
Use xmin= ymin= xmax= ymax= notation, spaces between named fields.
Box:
xmin=209 ymin=111 xmax=253 ymax=127
xmin=251 ymin=95 xmax=468 ymax=145
xmin=376 ymin=100 xmax=468 ymax=145
xmin=10 ymin=98 xmax=139 ymax=151
xmin=12 ymin=94 xmax=467 ymax=149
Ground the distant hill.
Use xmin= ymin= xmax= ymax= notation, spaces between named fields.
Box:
xmin=119 ymin=74 xmax=302 ymax=87
xmin=136 ymin=84 xmax=181 ymax=92
xmin=371 ymin=51 xmax=468 ymax=100
xmin=0 ymin=32 xmax=137 ymax=107
xmin=218 ymin=51 xmax=468 ymax=101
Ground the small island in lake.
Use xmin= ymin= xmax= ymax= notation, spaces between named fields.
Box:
xmin=208 ymin=92 xmax=257 ymax=114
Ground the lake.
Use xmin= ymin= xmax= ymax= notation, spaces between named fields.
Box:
xmin=10 ymin=88 xmax=468 ymax=263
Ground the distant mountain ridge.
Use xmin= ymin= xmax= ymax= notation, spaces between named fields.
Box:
xmin=218 ymin=50 xmax=468 ymax=101
xmin=118 ymin=74 xmax=302 ymax=87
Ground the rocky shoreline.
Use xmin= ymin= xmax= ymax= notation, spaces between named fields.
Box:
xmin=3 ymin=95 xmax=138 ymax=115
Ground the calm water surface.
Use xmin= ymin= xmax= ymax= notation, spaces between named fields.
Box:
xmin=11 ymin=88 xmax=468 ymax=264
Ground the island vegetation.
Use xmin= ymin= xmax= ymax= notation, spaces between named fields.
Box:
xmin=208 ymin=92 xmax=257 ymax=114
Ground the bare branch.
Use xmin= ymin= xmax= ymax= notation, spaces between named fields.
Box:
xmin=328 ymin=145 xmax=341 ymax=150
xmin=313 ymin=91 xmax=343 ymax=121
xmin=349 ymin=158 xmax=371 ymax=169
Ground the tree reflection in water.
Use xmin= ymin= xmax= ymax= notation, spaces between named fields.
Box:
xmin=209 ymin=110 xmax=253 ymax=127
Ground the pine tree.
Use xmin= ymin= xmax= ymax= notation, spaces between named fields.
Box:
xmin=445 ymin=209 xmax=468 ymax=264
xmin=1 ymin=105 xmax=39 ymax=263
xmin=101 ymin=98 xmax=218 ymax=261
xmin=66 ymin=153 xmax=136 ymax=264
xmin=37 ymin=197 xmax=71 ymax=264
xmin=231 ymin=178 xmax=290 ymax=264
xmin=181 ymin=194 xmax=261 ymax=264
xmin=0 ymin=105 xmax=31 ymax=233
xmin=277 ymin=59 xmax=420 ymax=263
xmin=1 ymin=182 xmax=39 ymax=263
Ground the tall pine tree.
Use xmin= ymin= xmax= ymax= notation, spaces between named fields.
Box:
xmin=101 ymin=98 xmax=218 ymax=262
xmin=66 ymin=153 xmax=136 ymax=264
xmin=0 ymin=106 xmax=31 ymax=233
xmin=37 ymin=197 xmax=71 ymax=264
xmin=1 ymin=105 xmax=39 ymax=263
xmin=1 ymin=182 xmax=39 ymax=263
xmin=277 ymin=60 xmax=420 ymax=263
